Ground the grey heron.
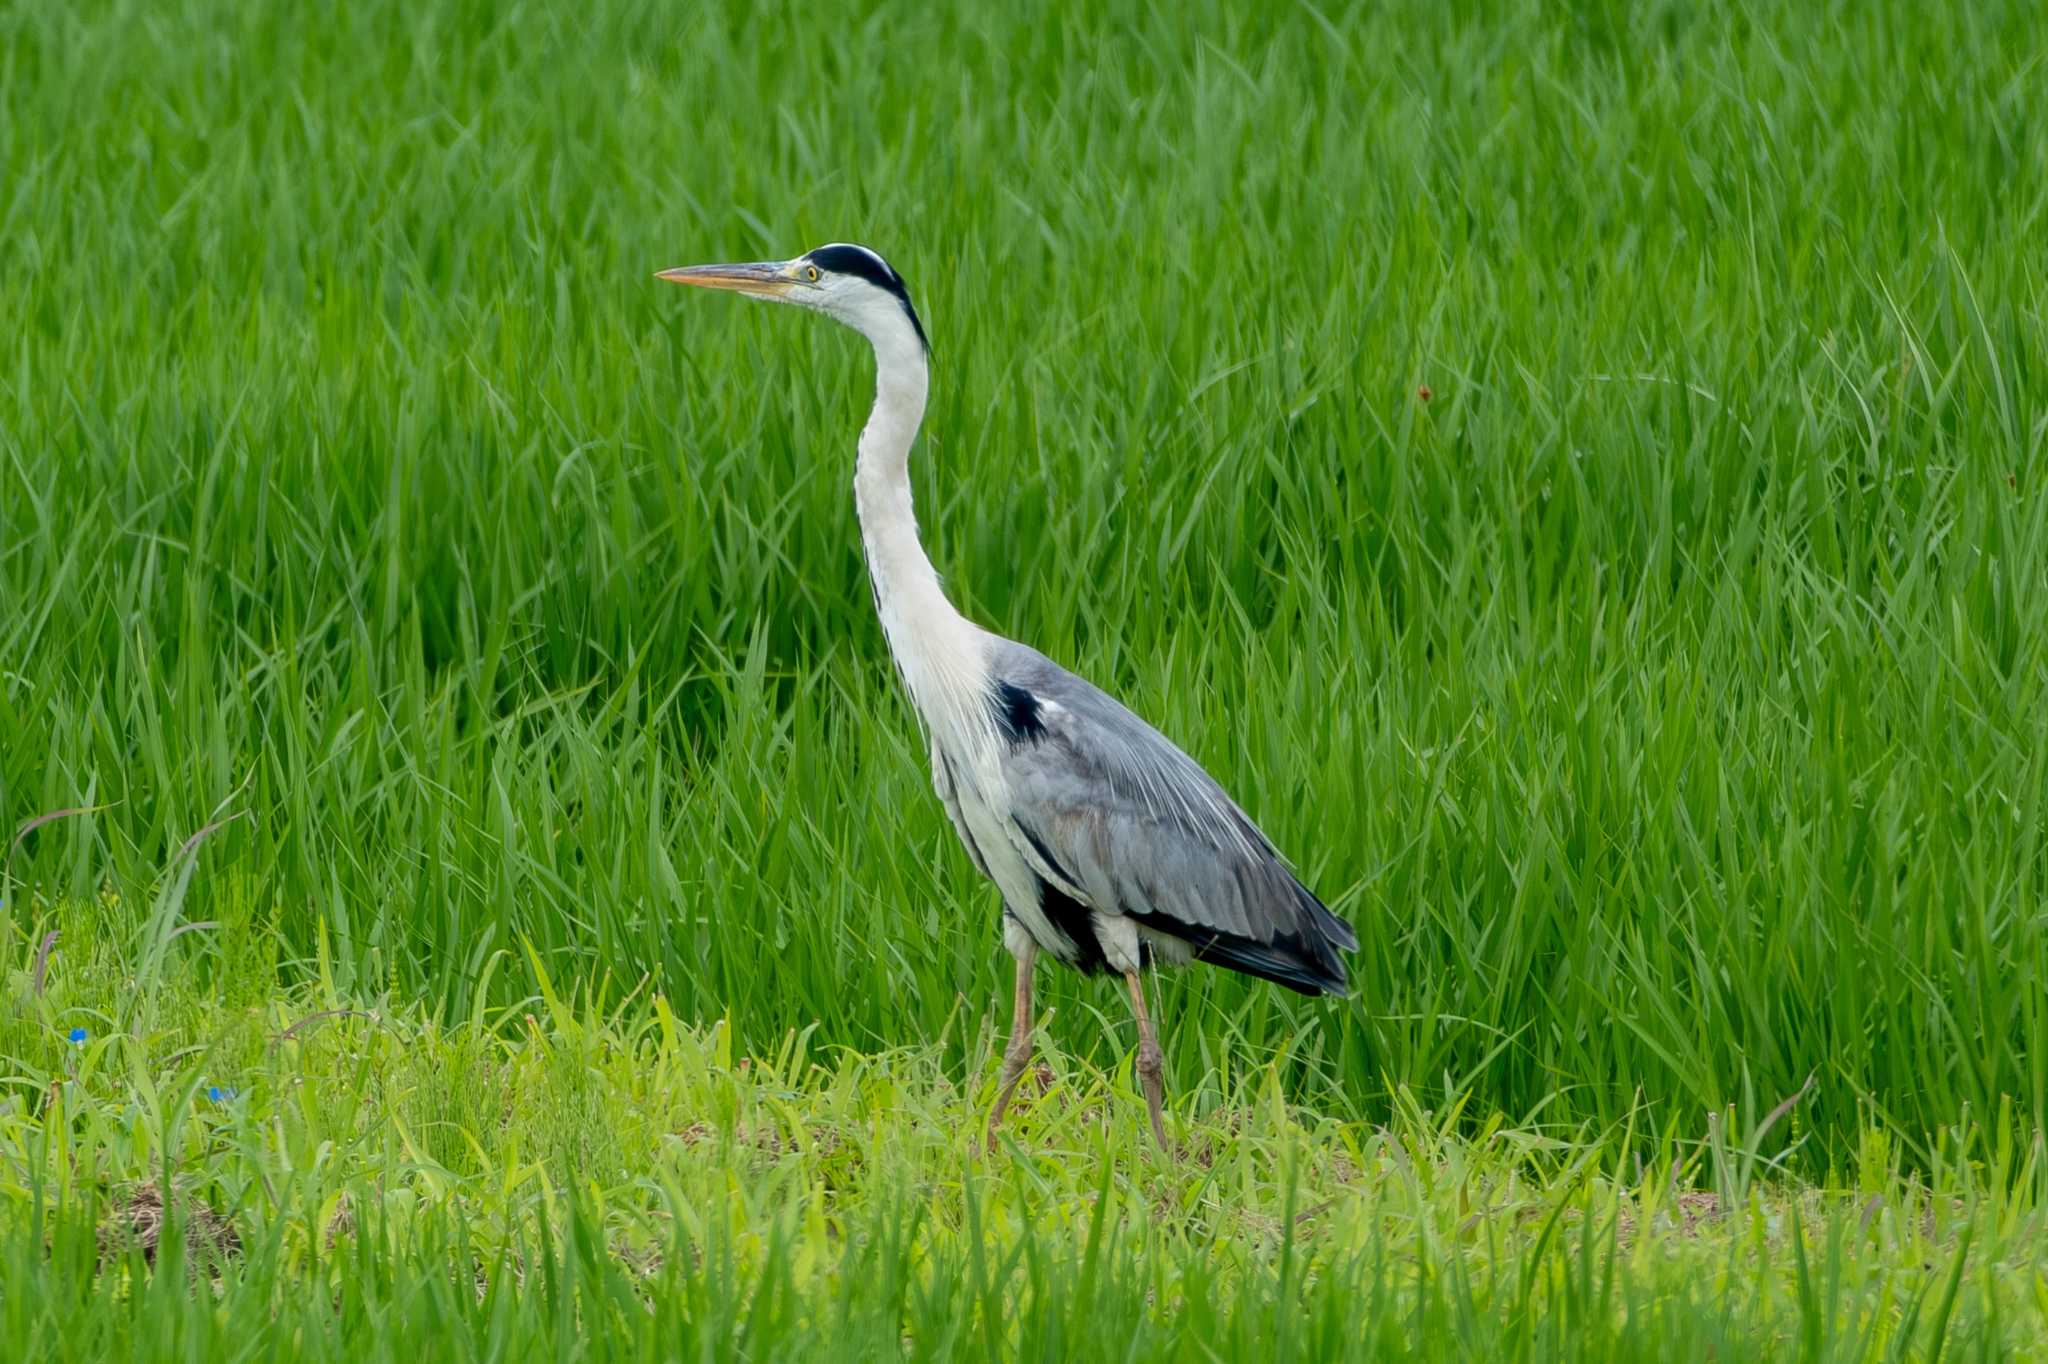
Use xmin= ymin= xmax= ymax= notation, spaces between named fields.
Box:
xmin=659 ymin=244 xmax=1356 ymax=1150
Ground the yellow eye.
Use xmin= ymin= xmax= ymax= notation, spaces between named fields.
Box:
xmin=804 ymin=265 xmax=821 ymax=283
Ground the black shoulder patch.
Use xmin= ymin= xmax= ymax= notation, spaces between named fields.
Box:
xmin=804 ymin=243 xmax=930 ymax=353
xmin=989 ymin=680 xmax=1047 ymax=745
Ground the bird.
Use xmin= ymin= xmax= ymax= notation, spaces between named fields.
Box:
xmin=658 ymin=244 xmax=1356 ymax=1150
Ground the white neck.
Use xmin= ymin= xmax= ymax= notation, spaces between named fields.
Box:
xmin=845 ymin=308 xmax=991 ymax=751
xmin=852 ymin=328 xmax=944 ymax=629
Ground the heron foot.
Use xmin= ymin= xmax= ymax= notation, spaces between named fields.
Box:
xmin=985 ymin=1035 xmax=1035 ymax=1150
xmin=986 ymin=948 xmax=1037 ymax=1152
xmin=1135 ymin=1036 xmax=1167 ymax=1149
xmin=1123 ymin=968 xmax=1171 ymax=1152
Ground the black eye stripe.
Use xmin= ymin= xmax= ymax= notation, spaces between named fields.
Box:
xmin=802 ymin=243 xmax=929 ymax=353
xmin=804 ymin=244 xmax=904 ymax=293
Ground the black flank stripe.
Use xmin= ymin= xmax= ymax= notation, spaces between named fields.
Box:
xmin=1122 ymin=908 xmax=1346 ymax=996
xmin=1037 ymin=876 xmax=1108 ymax=975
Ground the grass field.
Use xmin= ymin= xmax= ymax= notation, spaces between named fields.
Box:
xmin=5 ymin=908 xmax=2044 ymax=1359
xmin=3 ymin=0 xmax=2046 ymax=1355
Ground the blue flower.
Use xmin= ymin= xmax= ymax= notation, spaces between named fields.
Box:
xmin=67 ymin=1028 xmax=87 ymax=1045
xmin=206 ymin=1085 xmax=238 ymax=1103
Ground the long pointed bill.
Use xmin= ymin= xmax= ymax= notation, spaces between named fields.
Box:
xmin=654 ymin=261 xmax=796 ymax=299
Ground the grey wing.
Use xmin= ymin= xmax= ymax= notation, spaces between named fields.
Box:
xmin=988 ymin=640 xmax=1357 ymax=995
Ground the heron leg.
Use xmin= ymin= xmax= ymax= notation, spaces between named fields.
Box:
xmin=986 ymin=946 xmax=1037 ymax=1148
xmin=1123 ymin=969 xmax=1169 ymax=1150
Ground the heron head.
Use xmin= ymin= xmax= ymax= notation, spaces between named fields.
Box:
xmin=657 ymin=243 xmax=928 ymax=354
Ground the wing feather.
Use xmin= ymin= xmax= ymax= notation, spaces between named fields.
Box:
xmin=987 ymin=641 xmax=1356 ymax=995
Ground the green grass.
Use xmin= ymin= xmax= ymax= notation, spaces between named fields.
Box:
xmin=4 ymin=907 xmax=2045 ymax=1361
xmin=2 ymin=0 xmax=2046 ymax=1352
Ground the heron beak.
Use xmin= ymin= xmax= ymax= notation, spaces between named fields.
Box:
xmin=654 ymin=261 xmax=797 ymax=299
